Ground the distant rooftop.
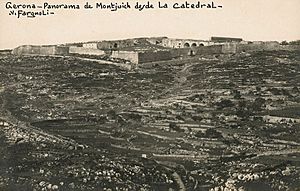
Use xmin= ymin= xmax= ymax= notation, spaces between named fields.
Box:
xmin=210 ymin=37 xmax=243 ymax=42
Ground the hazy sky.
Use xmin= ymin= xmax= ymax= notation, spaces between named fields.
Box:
xmin=0 ymin=0 xmax=299 ymax=49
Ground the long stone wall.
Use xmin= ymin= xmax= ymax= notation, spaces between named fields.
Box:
xmin=55 ymin=46 xmax=70 ymax=55
xmin=112 ymin=46 xmax=224 ymax=64
xmin=138 ymin=51 xmax=172 ymax=63
xmin=40 ymin=46 xmax=56 ymax=55
xmin=97 ymin=40 xmax=136 ymax=50
xmin=111 ymin=51 xmax=139 ymax=64
xmin=237 ymin=42 xmax=280 ymax=52
xmin=194 ymin=45 xmax=223 ymax=54
xmin=161 ymin=38 xmax=214 ymax=48
xmin=170 ymin=45 xmax=223 ymax=58
xmin=112 ymin=50 xmax=172 ymax=64
xmin=69 ymin=46 xmax=105 ymax=55
xmin=220 ymin=42 xmax=282 ymax=54
xmin=13 ymin=45 xmax=40 ymax=55
xmin=12 ymin=45 xmax=69 ymax=55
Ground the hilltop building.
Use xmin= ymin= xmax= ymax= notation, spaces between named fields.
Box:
xmin=11 ymin=36 xmax=286 ymax=66
xmin=82 ymin=42 xmax=98 ymax=49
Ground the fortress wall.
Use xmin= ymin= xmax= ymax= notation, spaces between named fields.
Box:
xmin=138 ymin=51 xmax=172 ymax=63
xmin=161 ymin=38 xmax=211 ymax=48
xmin=97 ymin=41 xmax=115 ymax=50
xmin=40 ymin=46 xmax=56 ymax=55
xmin=222 ymin=43 xmax=237 ymax=54
xmin=13 ymin=45 xmax=69 ymax=55
xmin=111 ymin=51 xmax=139 ymax=64
xmin=54 ymin=46 xmax=69 ymax=55
xmin=12 ymin=45 xmax=41 ymax=55
xmin=170 ymin=45 xmax=223 ymax=57
xmin=221 ymin=42 xmax=282 ymax=54
xmin=97 ymin=40 xmax=136 ymax=50
xmin=169 ymin=48 xmax=191 ymax=58
xmin=69 ymin=47 xmax=105 ymax=55
xmin=236 ymin=42 xmax=280 ymax=52
xmin=193 ymin=45 xmax=223 ymax=54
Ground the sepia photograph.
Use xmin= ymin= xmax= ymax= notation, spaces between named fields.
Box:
xmin=0 ymin=0 xmax=300 ymax=190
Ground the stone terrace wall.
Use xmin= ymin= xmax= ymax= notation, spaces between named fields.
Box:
xmin=69 ymin=47 xmax=105 ymax=55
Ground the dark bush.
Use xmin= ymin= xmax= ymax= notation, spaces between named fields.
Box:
xmin=195 ymin=128 xmax=223 ymax=138
xmin=216 ymin=99 xmax=234 ymax=109
xmin=195 ymin=131 xmax=205 ymax=138
xmin=205 ymin=128 xmax=223 ymax=138
xmin=169 ymin=122 xmax=184 ymax=132
xmin=252 ymin=97 xmax=266 ymax=111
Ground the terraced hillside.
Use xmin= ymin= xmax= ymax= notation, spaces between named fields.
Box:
xmin=0 ymin=50 xmax=300 ymax=190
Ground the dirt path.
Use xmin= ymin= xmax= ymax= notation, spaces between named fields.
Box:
xmin=172 ymin=172 xmax=186 ymax=191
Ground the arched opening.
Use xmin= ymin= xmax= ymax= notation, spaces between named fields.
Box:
xmin=199 ymin=43 xmax=204 ymax=46
xmin=184 ymin=42 xmax=190 ymax=48
xmin=113 ymin=43 xmax=118 ymax=48
xmin=188 ymin=50 xmax=195 ymax=56
xmin=191 ymin=43 xmax=197 ymax=47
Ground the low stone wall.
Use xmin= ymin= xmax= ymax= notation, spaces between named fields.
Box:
xmin=69 ymin=46 xmax=105 ymax=55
